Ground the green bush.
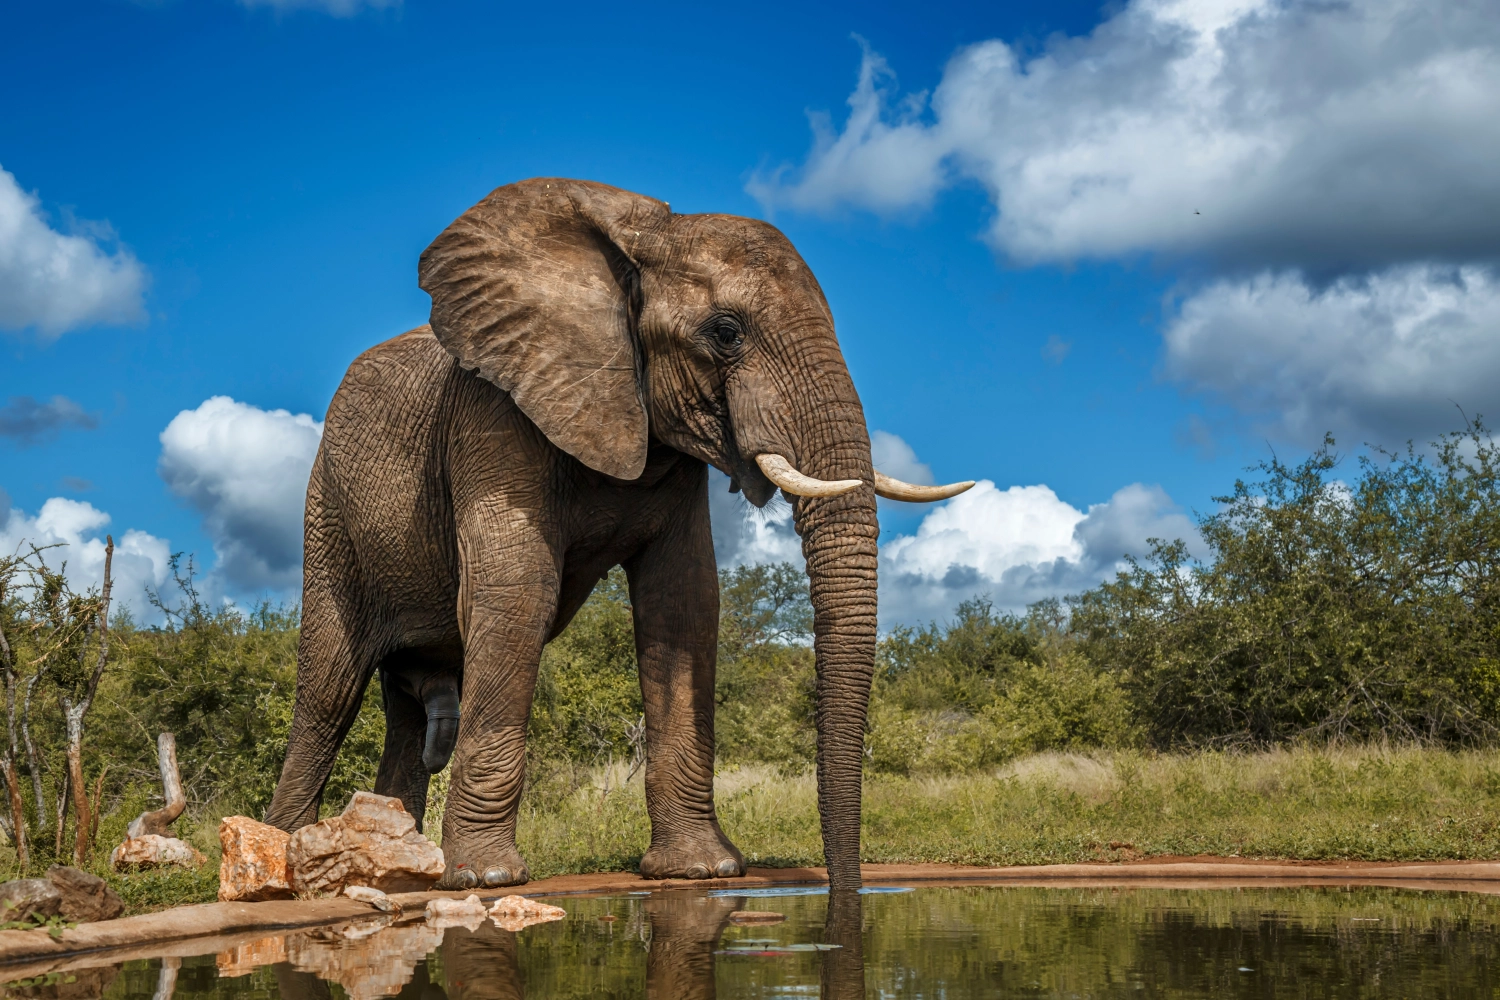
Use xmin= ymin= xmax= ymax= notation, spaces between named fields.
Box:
xmin=863 ymin=599 xmax=1136 ymax=774
xmin=1071 ymin=425 xmax=1500 ymax=747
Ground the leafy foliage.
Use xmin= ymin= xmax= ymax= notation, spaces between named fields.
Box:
xmin=865 ymin=598 xmax=1135 ymax=774
xmin=1072 ymin=425 xmax=1500 ymax=747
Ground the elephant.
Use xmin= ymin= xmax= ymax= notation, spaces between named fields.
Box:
xmin=263 ymin=177 xmax=971 ymax=891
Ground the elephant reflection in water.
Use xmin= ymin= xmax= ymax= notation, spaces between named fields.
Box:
xmin=274 ymin=889 xmax=864 ymax=1000
xmin=640 ymin=893 xmax=742 ymax=999
xmin=820 ymin=892 xmax=866 ymax=1000
xmin=437 ymin=892 xmax=738 ymax=1000
xmin=437 ymin=891 xmax=865 ymax=1000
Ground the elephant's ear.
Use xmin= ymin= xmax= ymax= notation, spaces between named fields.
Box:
xmin=419 ymin=178 xmax=670 ymax=480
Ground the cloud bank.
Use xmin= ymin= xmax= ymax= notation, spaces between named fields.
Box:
xmin=0 ymin=165 xmax=146 ymax=337
xmin=754 ymin=0 xmax=1500 ymax=450
xmin=753 ymin=0 xmax=1500 ymax=272
xmin=1166 ymin=264 xmax=1500 ymax=446
xmin=158 ymin=397 xmax=323 ymax=595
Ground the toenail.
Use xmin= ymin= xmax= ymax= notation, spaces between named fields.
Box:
xmin=716 ymin=858 xmax=739 ymax=877
xmin=483 ymin=866 xmax=512 ymax=886
xmin=453 ymin=867 xmax=479 ymax=888
xmin=685 ymin=863 xmax=711 ymax=879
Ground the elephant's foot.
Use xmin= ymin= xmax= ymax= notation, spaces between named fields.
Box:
xmin=435 ymin=844 xmax=531 ymax=890
xmin=639 ymin=829 xmax=746 ymax=880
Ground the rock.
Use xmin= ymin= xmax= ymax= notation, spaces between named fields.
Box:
xmin=218 ymin=816 xmax=293 ymax=902
xmin=216 ymin=935 xmax=288 ymax=978
xmin=343 ymin=885 xmax=398 ymax=912
xmin=0 ymin=878 xmax=62 ymax=925
xmin=110 ymin=834 xmax=206 ymax=870
xmin=425 ymin=894 xmax=489 ymax=931
xmin=287 ymin=792 xmax=444 ymax=896
xmin=45 ymin=865 xmax=124 ymax=922
xmin=284 ymin=920 xmax=443 ymax=1000
xmin=487 ymin=894 xmax=566 ymax=932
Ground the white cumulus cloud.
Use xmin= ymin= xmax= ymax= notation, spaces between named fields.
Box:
xmin=0 ymin=165 xmax=147 ymax=337
xmin=1165 ymin=263 xmax=1500 ymax=446
xmin=879 ymin=480 xmax=1198 ymax=625
xmin=158 ymin=397 xmax=323 ymax=595
xmin=753 ymin=0 xmax=1500 ymax=271
xmin=707 ymin=433 xmax=1197 ymax=628
xmin=709 ymin=470 xmax=804 ymax=569
xmin=871 ymin=430 xmax=934 ymax=484
xmin=0 ymin=495 xmax=171 ymax=614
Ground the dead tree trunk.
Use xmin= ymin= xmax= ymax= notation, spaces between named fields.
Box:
xmin=24 ymin=671 xmax=46 ymax=838
xmin=0 ymin=583 xmax=28 ymax=870
xmin=127 ymin=734 xmax=186 ymax=838
xmin=63 ymin=537 xmax=112 ymax=866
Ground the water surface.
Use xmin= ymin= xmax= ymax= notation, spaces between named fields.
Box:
xmin=9 ymin=884 xmax=1500 ymax=999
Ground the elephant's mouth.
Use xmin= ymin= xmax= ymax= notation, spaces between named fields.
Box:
xmin=727 ymin=456 xmax=779 ymax=507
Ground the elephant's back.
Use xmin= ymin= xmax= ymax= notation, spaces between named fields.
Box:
xmin=316 ymin=326 xmax=462 ymax=640
xmin=323 ymin=325 xmax=453 ymax=486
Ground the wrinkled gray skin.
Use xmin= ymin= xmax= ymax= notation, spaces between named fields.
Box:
xmin=265 ymin=178 xmax=878 ymax=891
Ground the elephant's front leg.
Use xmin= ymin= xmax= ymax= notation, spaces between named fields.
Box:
xmin=628 ymin=482 xmax=745 ymax=880
xmin=435 ymin=538 xmax=559 ymax=890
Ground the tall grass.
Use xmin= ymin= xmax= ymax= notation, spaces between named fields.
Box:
xmin=5 ymin=745 xmax=1495 ymax=912
xmin=501 ymin=745 xmax=1500 ymax=879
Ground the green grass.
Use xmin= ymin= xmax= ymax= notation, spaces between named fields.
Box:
xmin=514 ymin=745 xmax=1500 ymax=877
xmin=6 ymin=746 xmax=1500 ymax=912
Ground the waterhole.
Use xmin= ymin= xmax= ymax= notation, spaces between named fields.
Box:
xmin=9 ymin=885 xmax=1500 ymax=999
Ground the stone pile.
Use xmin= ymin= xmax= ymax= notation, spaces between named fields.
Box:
xmin=425 ymin=894 xmax=489 ymax=931
xmin=423 ymin=893 xmax=567 ymax=932
xmin=218 ymin=792 xmax=443 ymax=902
xmin=488 ymin=894 xmax=567 ymax=932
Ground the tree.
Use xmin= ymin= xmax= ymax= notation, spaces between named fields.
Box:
xmin=1070 ymin=426 xmax=1500 ymax=746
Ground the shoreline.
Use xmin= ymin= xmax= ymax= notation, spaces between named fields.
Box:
xmin=4 ymin=857 xmax=1500 ymax=976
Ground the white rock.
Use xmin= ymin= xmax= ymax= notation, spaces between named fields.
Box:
xmin=343 ymin=885 xmax=397 ymax=912
xmin=110 ymin=834 xmax=206 ymax=871
xmin=489 ymin=894 xmax=566 ymax=931
xmin=425 ymin=894 xmax=488 ymax=931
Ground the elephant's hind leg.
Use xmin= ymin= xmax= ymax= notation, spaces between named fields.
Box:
xmin=266 ymin=469 xmax=385 ymax=832
xmin=375 ymin=647 xmax=463 ymax=832
xmin=374 ymin=667 xmax=433 ymax=830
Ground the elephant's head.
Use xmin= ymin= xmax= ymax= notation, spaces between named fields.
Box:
xmin=418 ymin=178 xmax=970 ymax=890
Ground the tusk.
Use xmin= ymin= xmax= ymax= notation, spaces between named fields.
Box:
xmin=756 ymin=454 xmax=863 ymax=498
xmin=874 ymin=472 xmax=975 ymax=503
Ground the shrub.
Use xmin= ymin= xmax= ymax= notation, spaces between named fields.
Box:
xmin=1071 ymin=425 xmax=1500 ymax=747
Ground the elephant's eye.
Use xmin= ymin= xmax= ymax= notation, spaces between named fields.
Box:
xmin=706 ymin=315 xmax=744 ymax=351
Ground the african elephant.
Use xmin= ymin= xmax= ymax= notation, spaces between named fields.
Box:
xmin=263 ymin=178 xmax=970 ymax=891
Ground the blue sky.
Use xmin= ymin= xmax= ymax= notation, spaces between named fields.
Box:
xmin=4 ymin=0 xmax=1499 ymax=625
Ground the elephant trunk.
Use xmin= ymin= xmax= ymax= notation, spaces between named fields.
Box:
xmin=790 ymin=421 xmax=878 ymax=892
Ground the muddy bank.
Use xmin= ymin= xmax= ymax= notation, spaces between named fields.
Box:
xmin=3 ymin=858 xmax=1499 ymax=976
